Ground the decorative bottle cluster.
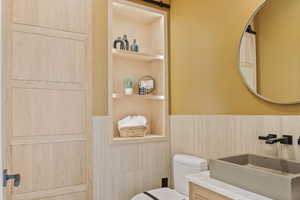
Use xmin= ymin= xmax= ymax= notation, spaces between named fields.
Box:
xmin=113 ymin=34 xmax=139 ymax=52
xmin=123 ymin=76 xmax=155 ymax=96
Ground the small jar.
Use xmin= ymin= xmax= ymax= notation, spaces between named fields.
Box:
xmin=125 ymin=88 xmax=133 ymax=95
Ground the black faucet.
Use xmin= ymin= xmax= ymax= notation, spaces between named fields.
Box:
xmin=258 ymin=134 xmax=277 ymax=141
xmin=266 ymin=135 xmax=293 ymax=145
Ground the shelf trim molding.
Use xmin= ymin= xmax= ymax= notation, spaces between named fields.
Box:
xmin=112 ymin=135 xmax=168 ymax=145
xmin=112 ymin=49 xmax=164 ymax=61
xmin=112 ymin=93 xmax=165 ymax=100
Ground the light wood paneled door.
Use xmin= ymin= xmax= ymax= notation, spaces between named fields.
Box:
xmin=3 ymin=0 xmax=92 ymax=199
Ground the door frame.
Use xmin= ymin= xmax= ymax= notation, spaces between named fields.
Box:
xmin=0 ymin=0 xmax=3 ymax=197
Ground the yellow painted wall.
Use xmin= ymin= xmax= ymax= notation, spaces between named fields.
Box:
xmin=170 ymin=0 xmax=300 ymax=115
xmin=255 ymin=0 xmax=300 ymax=103
xmin=93 ymin=0 xmax=300 ymax=115
xmin=93 ymin=0 xmax=108 ymax=115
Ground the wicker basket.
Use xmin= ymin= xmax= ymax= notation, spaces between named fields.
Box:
xmin=119 ymin=125 xmax=149 ymax=138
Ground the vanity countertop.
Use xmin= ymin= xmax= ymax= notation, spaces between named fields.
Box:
xmin=186 ymin=171 xmax=272 ymax=200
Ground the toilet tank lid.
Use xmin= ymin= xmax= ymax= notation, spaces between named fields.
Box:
xmin=174 ymin=154 xmax=208 ymax=169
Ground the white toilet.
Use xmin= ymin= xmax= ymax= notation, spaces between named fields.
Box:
xmin=132 ymin=154 xmax=208 ymax=200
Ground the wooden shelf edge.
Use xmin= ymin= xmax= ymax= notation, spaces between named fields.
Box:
xmin=112 ymin=93 xmax=165 ymax=100
xmin=111 ymin=135 xmax=168 ymax=145
xmin=112 ymin=49 xmax=164 ymax=61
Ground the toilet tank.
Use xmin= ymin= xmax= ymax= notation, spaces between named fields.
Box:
xmin=173 ymin=154 xmax=208 ymax=196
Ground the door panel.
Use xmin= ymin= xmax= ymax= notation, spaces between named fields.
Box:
xmin=4 ymin=0 xmax=92 ymax=199
xmin=12 ymin=88 xmax=85 ymax=137
xmin=41 ymin=192 xmax=86 ymax=200
xmin=13 ymin=0 xmax=87 ymax=33
xmin=12 ymin=32 xmax=85 ymax=83
xmin=12 ymin=141 xmax=86 ymax=194
xmin=12 ymin=186 xmax=86 ymax=200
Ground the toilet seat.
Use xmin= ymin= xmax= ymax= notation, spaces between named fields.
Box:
xmin=132 ymin=188 xmax=188 ymax=200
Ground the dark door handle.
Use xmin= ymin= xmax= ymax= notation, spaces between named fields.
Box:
xmin=3 ymin=169 xmax=21 ymax=187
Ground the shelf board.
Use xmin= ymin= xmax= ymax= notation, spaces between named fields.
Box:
xmin=112 ymin=93 xmax=165 ymax=100
xmin=112 ymin=1 xmax=163 ymax=24
xmin=112 ymin=135 xmax=167 ymax=144
xmin=112 ymin=49 xmax=164 ymax=62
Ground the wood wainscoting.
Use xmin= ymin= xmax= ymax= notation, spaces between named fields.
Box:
xmin=93 ymin=116 xmax=170 ymax=200
xmin=171 ymin=115 xmax=300 ymax=161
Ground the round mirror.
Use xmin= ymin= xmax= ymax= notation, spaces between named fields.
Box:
xmin=239 ymin=0 xmax=300 ymax=104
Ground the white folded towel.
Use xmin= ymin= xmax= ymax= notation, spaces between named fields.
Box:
xmin=118 ymin=115 xmax=147 ymax=130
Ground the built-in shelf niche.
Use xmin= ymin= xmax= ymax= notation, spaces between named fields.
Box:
xmin=108 ymin=0 xmax=168 ymax=144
